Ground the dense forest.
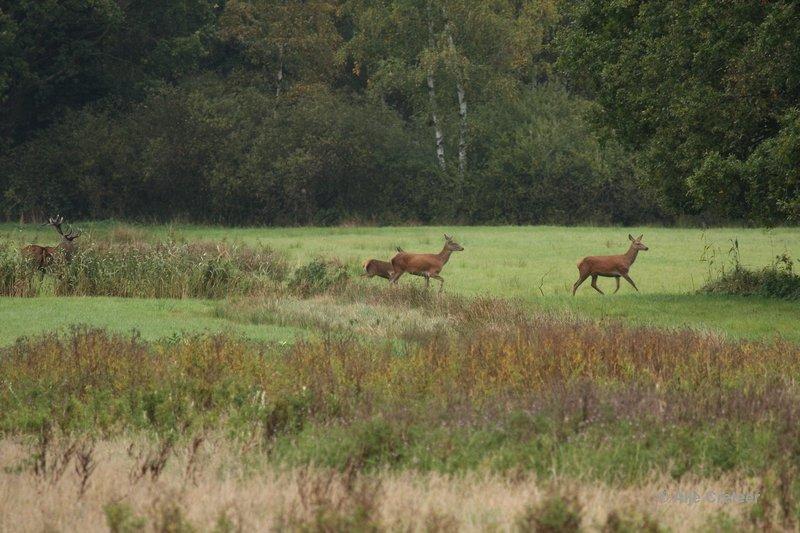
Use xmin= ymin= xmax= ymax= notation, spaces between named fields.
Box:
xmin=0 ymin=0 xmax=797 ymax=225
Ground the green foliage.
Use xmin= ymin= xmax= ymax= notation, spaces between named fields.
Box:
xmin=1 ymin=82 xmax=439 ymax=224
xmin=514 ymin=492 xmax=582 ymax=532
xmin=155 ymin=503 xmax=196 ymax=533
xmin=557 ymin=1 xmax=800 ymax=222
xmin=468 ymin=83 xmax=658 ymax=224
xmin=0 ymin=1 xmax=660 ymax=225
xmin=602 ymin=510 xmax=663 ymax=533
xmin=104 ymin=502 xmax=147 ymax=533
xmin=3 ymin=0 xmax=800 ymax=223
xmin=701 ymin=254 xmax=800 ymax=300
xmin=0 ymin=239 xmax=288 ymax=298
xmin=0 ymin=0 xmax=218 ymax=144
xmin=3 ymin=309 xmax=800 ymax=481
xmin=288 ymin=258 xmax=349 ymax=297
xmin=688 ymin=108 xmax=800 ymax=224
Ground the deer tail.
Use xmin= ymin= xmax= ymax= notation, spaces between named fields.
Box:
xmin=362 ymin=259 xmax=371 ymax=271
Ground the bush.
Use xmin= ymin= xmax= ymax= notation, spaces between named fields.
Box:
xmin=515 ymin=492 xmax=582 ymax=532
xmin=104 ymin=502 xmax=146 ymax=533
xmin=603 ymin=510 xmax=663 ymax=532
xmin=287 ymin=258 xmax=349 ymax=297
xmin=700 ymin=254 xmax=800 ymax=300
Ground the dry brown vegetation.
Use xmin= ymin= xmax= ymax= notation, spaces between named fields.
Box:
xmin=2 ymin=263 xmax=800 ymax=530
xmin=0 ymin=437 xmax=766 ymax=532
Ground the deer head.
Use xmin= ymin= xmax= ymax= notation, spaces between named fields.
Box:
xmin=443 ymin=234 xmax=464 ymax=252
xmin=628 ymin=234 xmax=649 ymax=251
xmin=47 ymin=215 xmax=82 ymax=254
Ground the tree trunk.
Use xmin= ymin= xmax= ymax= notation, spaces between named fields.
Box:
xmin=427 ymin=1 xmax=446 ymax=170
xmin=276 ymin=55 xmax=283 ymax=98
xmin=427 ymin=71 xmax=446 ymax=170
xmin=448 ymin=33 xmax=467 ymax=175
xmin=274 ymin=44 xmax=284 ymax=118
xmin=454 ymin=69 xmax=467 ymax=175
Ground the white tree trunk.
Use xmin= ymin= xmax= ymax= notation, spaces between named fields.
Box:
xmin=427 ymin=71 xmax=446 ymax=170
xmin=427 ymin=1 xmax=446 ymax=170
xmin=454 ymin=73 xmax=467 ymax=175
xmin=448 ymin=33 xmax=467 ymax=175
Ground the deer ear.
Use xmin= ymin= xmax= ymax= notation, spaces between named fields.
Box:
xmin=638 ymin=234 xmax=643 ymax=240
xmin=628 ymin=234 xmax=634 ymax=241
xmin=444 ymin=233 xmax=452 ymax=241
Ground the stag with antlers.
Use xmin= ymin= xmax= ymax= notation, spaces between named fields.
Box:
xmin=22 ymin=215 xmax=82 ymax=269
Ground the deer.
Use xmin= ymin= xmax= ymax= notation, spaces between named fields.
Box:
xmin=573 ymin=234 xmax=648 ymax=296
xmin=22 ymin=215 xmax=82 ymax=269
xmin=389 ymin=235 xmax=464 ymax=293
xmin=362 ymin=248 xmax=405 ymax=280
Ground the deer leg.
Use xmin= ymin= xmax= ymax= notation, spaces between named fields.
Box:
xmin=431 ymin=274 xmax=445 ymax=294
xmin=389 ymin=271 xmax=404 ymax=284
xmin=613 ymin=276 xmax=620 ymax=294
xmin=590 ymin=275 xmax=604 ymax=295
xmin=572 ymin=272 xmax=589 ymax=296
xmin=622 ymin=274 xmax=639 ymax=292
xmin=423 ymin=273 xmax=430 ymax=290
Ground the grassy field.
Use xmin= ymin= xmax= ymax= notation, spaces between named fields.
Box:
xmin=2 ymin=222 xmax=798 ymax=341
xmin=2 ymin=222 xmax=800 ymax=531
xmin=0 ymin=296 xmax=301 ymax=345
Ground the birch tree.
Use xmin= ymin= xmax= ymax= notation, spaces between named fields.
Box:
xmin=346 ymin=0 xmax=448 ymax=170
xmin=346 ymin=0 xmax=556 ymax=176
xmin=426 ymin=0 xmax=446 ymax=169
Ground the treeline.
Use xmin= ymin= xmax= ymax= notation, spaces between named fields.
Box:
xmin=0 ymin=1 xmax=797 ymax=225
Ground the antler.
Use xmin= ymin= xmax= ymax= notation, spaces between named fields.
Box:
xmin=47 ymin=215 xmax=66 ymax=236
xmin=47 ymin=215 xmax=81 ymax=240
xmin=64 ymin=227 xmax=82 ymax=240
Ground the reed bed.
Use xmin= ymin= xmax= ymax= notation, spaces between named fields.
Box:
xmin=0 ymin=240 xmax=289 ymax=298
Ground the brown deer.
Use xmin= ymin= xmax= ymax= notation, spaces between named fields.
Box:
xmin=573 ymin=234 xmax=648 ymax=296
xmin=362 ymin=248 xmax=404 ymax=280
xmin=22 ymin=215 xmax=82 ymax=269
xmin=389 ymin=235 xmax=464 ymax=293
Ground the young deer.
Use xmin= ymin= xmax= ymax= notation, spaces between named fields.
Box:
xmin=573 ymin=234 xmax=648 ymax=295
xmin=22 ymin=215 xmax=82 ymax=269
xmin=362 ymin=247 xmax=404 ymax=280
xmin=389 ymin=235 xmax=464 ymax=293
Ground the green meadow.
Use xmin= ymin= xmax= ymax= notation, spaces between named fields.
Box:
xmin=2 ymin=223 xmax=798 ymax=342
xmin=3 ymin=222 xmax=800 ymax=531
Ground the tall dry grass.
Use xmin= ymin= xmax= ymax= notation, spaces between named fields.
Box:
xmin=3 ymin=280 xmax=800 ymax=527
xmin=0 ymin=436 xmax=768 ymax=532
xmin=0 ymin=240 xmax=289 ymax=298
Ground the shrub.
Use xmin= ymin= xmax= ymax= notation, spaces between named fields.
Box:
xmin=288 ymin=258 xmax=349 ymax=297
xmin=515 ymin=492 xmax=582 ymax=532
xmin=154 ymin=503 xmax=195 ymax=533
xmin=603 ymin=510 xmax=663 ymax=533
xmin=104 ymin=502 xmax=146 ymax=533
xmin=700 ymin=254 xmax=800 ymax=300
